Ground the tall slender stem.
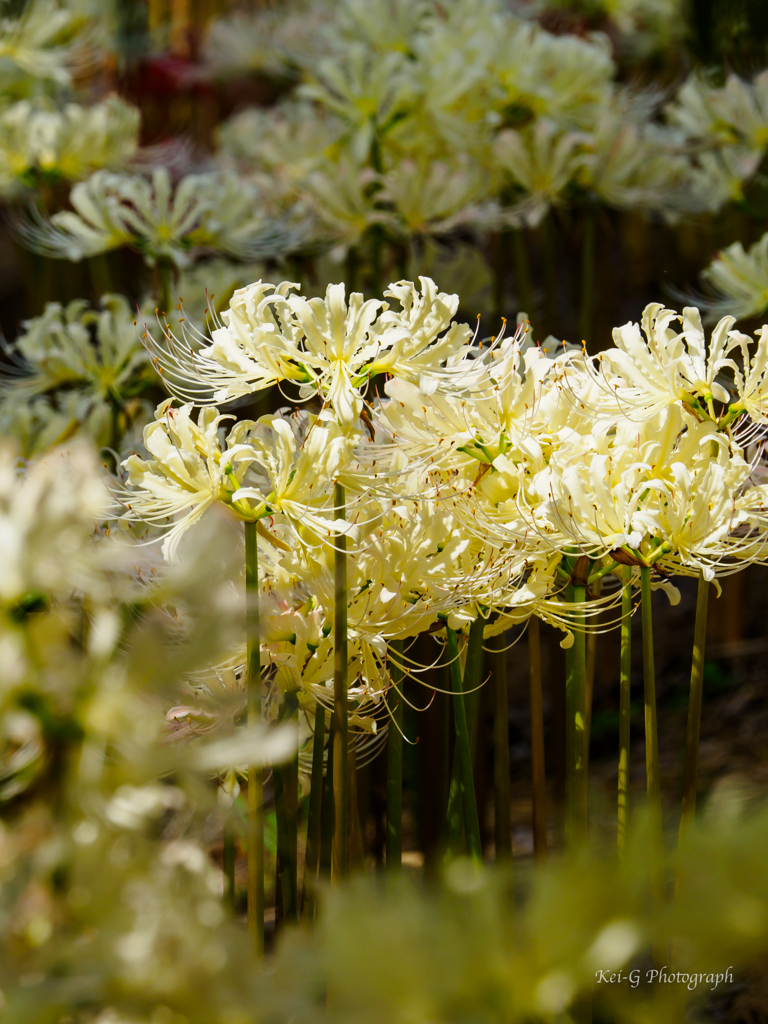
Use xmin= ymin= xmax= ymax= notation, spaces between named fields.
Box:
xmin=445 ymin=617 xmax=485 ymax=851
xmin=618 ymin=567 xmax=632 ymax=858
xmin=512 ymin=227 xmax=536 ymax=326
xmin=223 ymin=825 xmax=236 ymax=911
xmin=369 ymin=226 xmax=384 ymax=298
xmin=465 ymin=616 xmax=486 ymax=758
xmin=494 ymin=230 xmax=510 ymax=325
xmin=678 ymin=572 xmax=710 ymax=846
xmin=640 ymin=566 xmax=665 ymax=921
xmin=491 ymin=630 xmax=511 ymax=860
xmin=445 ymin=626 xmax=482 ymax=862
xmin=155 ymin=257 xmax=173 ymax=314
xmin=244 ymin=521 xmax=264 ymax=956
xmin=302 ymin=703 xmax=326 ymax=921
xmin=273 ymin=760 xmax=297 ymax=925
xmin=319 ymin=712 xmax=335 ymax=879
xmin=274 ymin=698 xmax=299 ymax=927
xmin=348 ymin=743 xmax=364 ymax=869
xmin=578 ymin=207 xmax=595 ymax=349
xmin=437 ymin=669 xmax=451 ymax=854
xmin=386 ymin=639 xmax=404 ymax=873
xmin=528 ymin=615 xmax=548 ymax=862
xmin=584 ymin=576 xmax=602 ymax=763
xmin=345 ymin=247 xmax=358 ymax=294
xmin=543 ymin=212 xmax=558 ymax=339
xmin=565 ymin=583 xmax=588 ymax=846
xmin=332 ymin=483 xmax=348 ymax=880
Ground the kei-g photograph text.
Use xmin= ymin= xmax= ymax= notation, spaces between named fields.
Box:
xmin=3 ymin=0 xmax=768 ymax=1022
xmin=597 ymin=967 xmax=735 ymax=992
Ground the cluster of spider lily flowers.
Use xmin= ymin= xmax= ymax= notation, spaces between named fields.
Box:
xmin=101 ymin=269 xmax=768 ymax=936
xmin=7 ymin=0 xmax=768 ymax=1019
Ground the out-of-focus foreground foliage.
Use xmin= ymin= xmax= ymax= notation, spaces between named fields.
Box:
xmin=4 ymin=0 xmax=768 ymax=1022
xmin=0 ymin=438 xmax=765 ymax=1022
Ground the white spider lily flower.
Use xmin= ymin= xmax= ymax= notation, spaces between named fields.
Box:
xmin=15 ymin=167 xmax=292 ymax=268
xmin=0 ymin=96 xmax=140 ymax=196
xmin=0 ymin=0 xmax=89 ymax=89
xmin=219 ymin=101 xmax=344 ymax=205
xmin=378 ymin=156 xmax=494 ymax=239
xmin=493 ymin=23 xmax=614 ymax=129
xmin=695 ymin=232 xmax=768 ymax=321
xmin=577 ymin=113 xmax=690 ymax=215
xmin=527 ymin=406 xmax=768 ymax=579
xmin=121 ymin=401 xmax=243 ymax=561
xmin=298 ymin=45 xmax=416 ymax=163
xmin=120 ymin=404 xmax=355 ymax=560
xmin=0 ymin=439 xmax=109 ymax=613
xmin=148 ymin=277 xmax=472 ymax=429
xmin=330 ymin=0 xmax=435 ymax=55
xmin=1 ymin=294 xmax=148 ymax=402
xmin=666 ymin=70 xmax=768 ymax=151
xmin=494 ymin=120 xmax=584 ymax=227
xmin=0 ymin=295 xmax=153 ymax=455
xmin=592 ymin=303 xmax=745 ymax=422
xmin=719 ymin=323 xmax=768 ymax=426
xmin=226 ymin=412 xmax=356 ymax=535
xmin=300 ymin=158 xmax=394 ymax=252
xmin=204 ymin=5 xmax=332 ymax=81
xmin=688 ymin=146 xmax=762 ymax=213
xmin=376 ymin=327 xmax=551 ymax=471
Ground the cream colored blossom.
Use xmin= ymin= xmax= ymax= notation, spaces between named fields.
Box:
xmin=0 ymin=440 xmax=108 ymax=613
xmin=150 ymin=277 xmax=472 ymax=429
xmin=0 ymin=96 xmax=139 ymax=196
xmin=16 ymin=167 xmax=292 ymax=267
xmin=298 ymin=45 xmax=416 ymax=163
xmin=492 ymin=23 xmax=614 ymax=130
xmin=379 ymin=156 xmax=493 ymax=238
xmin=0 ymin=0 xmax=89 ymax=90
xmin=526 ymin=405 xmax=768 ymax=580
xmin=120 ymin=404 xmax=353 ymax=560
xmin=697 ymin=232 xmax=768 ymax=321
xmin=590 ymin=303 xmax=744 ymax=422
xmin=494 ymin=120 xmax=583 ymax=227
xmin=0 ymin=295 xmax=152 ymax=455
xmin=667 ymin=70 xmax=768 ymax=151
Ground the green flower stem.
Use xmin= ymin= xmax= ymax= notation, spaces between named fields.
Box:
xmin=274 ymin=698 xmax=299 ymax=926
xmin=273 ymin=760 xmax=297 ymax=925
xmin=155 ymin=257 xmax=173 ymax=314
xmin=543 ymin=211 xmax=558 ymax=338
xmin=386 ymin=639 xmax=404 ymax=873
xmin=640 ymin=566 xmax=665 ymax=925
xmin=678 ymin=572 xmax=710 ymax=848
xmin=491 ymin=630 xmax=511 ymax=860
xmin=584 ymin=577 xmax=602 ymax=764
xmin=244 ymin=521 xmax=264 ymax=956
xmin=332 ymin=483 xmax=349 ymax=880
xmin=319 ymin=712 xmax=335 ymax=879
xmin=512 ymin=227 xmax=536 ymax=325
xmin=445 ymin=617 xmax=485 ymax=852
xmin=618 ymin=567 xmax=632 ymax=858
xmin=578 ymin=207 xmax=595 ymax=348
xmin=565 ymin=583 xmax=588 ymax=846
xmin=223 ymin=825 xmax=236 ymax=911
xmin=302 ymin=703 xmax=326 ymax=921
xmin=88 ymin=253 xmax=113 ymax=300
xmin=345 ymin=247 xmax=358 ymax=294
xmin=369 ymin=226 xmax=384 ymax=297
xmin=445 ymin=625 xmax=483 ymax=863
xmin=494 ymin=230 xmax=511 ymax=324
xmin=437 ymin=661 xmax=451 ymax=854
xmin=528 ymin=615 xmax=548 ymax=862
